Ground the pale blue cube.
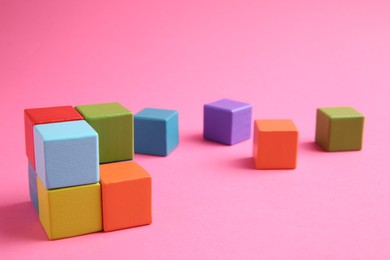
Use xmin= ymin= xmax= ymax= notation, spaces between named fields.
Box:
xmin=134 ymin=108 xmax=179 ymax=156
xmin=34 ymin=120 xmax=99 ymax=189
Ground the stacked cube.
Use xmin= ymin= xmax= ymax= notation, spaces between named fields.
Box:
xmin=25 ymin=103 xmax=172 ymax=239
xmin=25 ymin=106 xmax=86 ymax=215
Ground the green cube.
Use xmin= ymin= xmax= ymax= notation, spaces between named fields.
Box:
xmin=75 ymin=103 xmax=133 ymax=163
xmin=315 ymin=107 xmax=364 ymax=152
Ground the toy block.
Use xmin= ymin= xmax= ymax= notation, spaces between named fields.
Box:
xmin=75 ymin=103 xmax=133 ymax=163
xmin=24 ymin=106 xmax=83 ymax=169
xmin=134 ymin=108 xmax=179 ymax=156
xmin=28 ymin=162 xmax=38 ymax=213
xmin=37 ymin=176 xmax=102 ymax=240
xmin=34 ymin=120 xmax=99 ymax=189
xmin=315 ymin=107 xmax=364 ymax=151
xmin=253 ymin=120 xmax=299 ymax=169
xmin=100 ymin=161 xmax=152 ymax=231
xmin=203 ymin=98 xmax=252 ymax=145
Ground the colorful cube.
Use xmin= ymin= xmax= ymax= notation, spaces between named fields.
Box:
xmin=134 ymin=108 xmax=179 ymax=156
xmin=75 ymin=103 xmax=133 ymax=163
xmin=37 ymin=177 xmax=102 ymax=240
xmin=315 ymin=107 xmax=364 ymax=151
xmin=100 ymin=161 xmax=152 ymax=231
xmin=24 ymin=106 xmax=83 ymax=169
xmin=203 ymin=99 xmax=252 ymax=145
xmin=253 ymin=120 xmax=299 ymax=169
xmin=28 ymin=162 xmax=38 ymax=212
xmin=34 ymin=120 xmax=99 ymax=189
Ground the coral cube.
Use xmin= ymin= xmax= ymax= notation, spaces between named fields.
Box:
xmin=100 ymin=161 xmax=152 ymax=231
xmin=204 ymin=99 xmax=252 ymax=145
xmin=134 ymin=108 xmax=179 ymax=156
xmin=75 ymin=103 xmax=133 ymax=163
xmin=28 ymin=162 xmax=38 ymax=213
xmin=34 ymin=120 xmax=99 ymax=189
xmin=315 ymin=107 xmax=364 ymax=151
xmin=37 ymin=177 xmax=102 ymax=240
xmin=253 ymin=120 xmax=299 ymax=169
xmin=24 ymin=106 xmax=83 ymax=169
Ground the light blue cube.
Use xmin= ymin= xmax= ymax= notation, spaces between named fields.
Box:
xmin=28 ymin=162 xmax=38 ymax=212
xmin=134 ymin=108 xmax=179 ymax=156
xmin=34 ymin=120 xmax=99 ymax=189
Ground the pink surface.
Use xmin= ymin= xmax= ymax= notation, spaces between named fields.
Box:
xmin=1 ymin=0 xmax=390 ymax=259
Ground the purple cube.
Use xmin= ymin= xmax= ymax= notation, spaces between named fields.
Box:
xmin=203 ymin=99 xmax=252 ymax=145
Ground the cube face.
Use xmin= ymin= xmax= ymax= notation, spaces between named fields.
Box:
xmin=204 ymin=105 xmax=233 ymax=144
xmin=34 ymin=120 xmax=99 ymax=189
xmin=203 ymin=99 xmax=252 ymax=145
xmin=253 ymin=120 xmax=298 ymax=169
xmin=231 ymin=107 xmax=252 ymax=144
xmin=37 ymin=177 xmax=102 ymax=240
xmin=315 ymin=107 xmax=364 ymax=151
xmin=24 ymin=106 xmax=83 ymax=169
xmin=100 ymin=161 xmax=152 ymax=231
xmin=75 ymin=103 xmax=133 ymax=163
xmin=28 ymin=162 xmax=39 ymax=213
xmin=134 ymin=108 xmax=179 ymax=156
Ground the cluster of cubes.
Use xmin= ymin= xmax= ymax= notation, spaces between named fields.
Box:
xmin=25 ymin=103 xmax=179 ymax=240
xmin=203 ymin=99 xmax=365 ymax=169
xmin=25 ymin=99 xmax=363 ymax=238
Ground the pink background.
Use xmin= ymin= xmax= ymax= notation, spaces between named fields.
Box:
xmin=1 ymin=0 xmax=390 ymax=259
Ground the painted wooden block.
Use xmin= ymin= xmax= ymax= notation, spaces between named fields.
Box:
xmin=37 ymin=176 xmax=102 ymax=240
xmin=24 ymin=106 xmax=83 ymax=169
xmin=34 ymin=120 xmax=99 ymax=189
xmin=315 ymin=107 xmax=364 ymax=151
xmin=134 ymin=108 xmax=179 ymax=156
xmin=75 ymin=103 xmax=133 ymax=163
xmin=28 ymin=162 xmax=38 ymax=213
xmin=100 ymin=161 xmax=152 ymax=231
xmin=253 ymin=120 xmax=299 ymax=169
xmin=204 ymin=99 xmax=252 ymax=145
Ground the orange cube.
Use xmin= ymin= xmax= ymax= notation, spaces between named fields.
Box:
xmin=100 ymin=161 xmax=152 ymax=231
xmin=253 ymin=120 xmax=299 ymax=169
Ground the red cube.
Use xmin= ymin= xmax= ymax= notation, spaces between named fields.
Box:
xmin=24 ymin=106 xmax=83 ymax=169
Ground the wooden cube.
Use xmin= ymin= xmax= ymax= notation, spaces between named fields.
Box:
xmin=76 ymin=102 xmax=133 ymax=163
xmin=28 ymin=162 xmax=38 ymax=213
xmin=204 ymin=99 xmax=252 ymax=145
xmin=100 ymin=161 xmax=152 ymax=231
xmin=134 ymin=108 xmax=179 ymax=156
xmin=24 ymin=106 xmax=83 ymax=169
xmin=315 ymin=107 xmax=364 ymax=151
xmin=34 ymin=120 xmax=99 ymax=189
xmin=253 ymin=120 xmax=299 ymax=169
xmin=37 ymin=177 xmax=102 ymax=240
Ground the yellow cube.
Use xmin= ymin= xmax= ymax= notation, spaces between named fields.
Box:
xmin=37 ymin=176 xmax=102 ymax=240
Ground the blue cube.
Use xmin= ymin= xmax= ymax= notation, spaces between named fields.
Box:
xmin=34 ymin=120 xmax=99 ymax=189
xmin=204 ymin=99 xmax=252 ymax=145
xmin=28 ymin=162 xmax=39 ymax=212
xmin=134 ymin=108 xmax=179 ymax=156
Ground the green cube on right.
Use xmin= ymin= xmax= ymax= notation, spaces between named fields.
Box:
xmin=315 ymin=107 xmax=365 ymax=152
